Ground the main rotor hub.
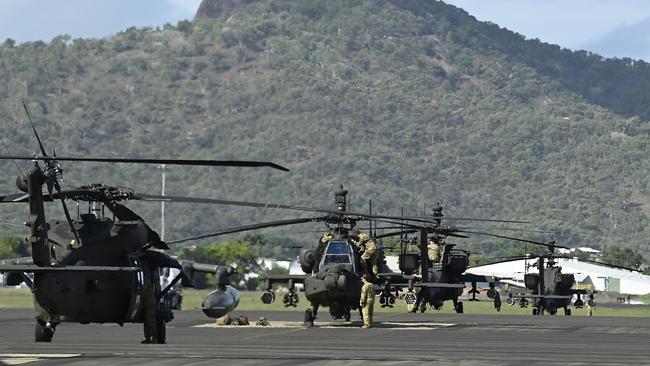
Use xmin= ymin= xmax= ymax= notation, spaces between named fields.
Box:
xmin=334 ymin=188 xmax=348 ymax=212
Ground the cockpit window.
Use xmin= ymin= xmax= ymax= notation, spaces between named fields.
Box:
xmin=322 ymin=240 xmax=353 ymax=265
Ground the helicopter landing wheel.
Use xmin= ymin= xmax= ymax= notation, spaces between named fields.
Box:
xmin=345 ymin=311 xmax=351 ymax=322
xmin=564 ymin=308 xmax=571 ymax=316
xmin=35 ymin=320 xmax=55 ymax=342
xmin=455 ymin=301 xmax=464 ymax=314
xmin=303 ymin=308 xmax=315 ymax=327
xmin=532 ymin=308 xmax=538 ymax=316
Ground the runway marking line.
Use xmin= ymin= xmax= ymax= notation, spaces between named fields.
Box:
xmin=0 ymin=354 xmax=81 ymax=365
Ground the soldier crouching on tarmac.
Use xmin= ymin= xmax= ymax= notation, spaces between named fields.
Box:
xmin=360 ymin=273 xmax=376 ymax=328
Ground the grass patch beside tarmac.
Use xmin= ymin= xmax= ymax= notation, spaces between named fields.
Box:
xmin=181 ymin=289 xmax=650 ymax=317
xmin=2 ymin=287 xmax=649 ymax=317
xmin=0 ymin=287 xmax=33 ymax=308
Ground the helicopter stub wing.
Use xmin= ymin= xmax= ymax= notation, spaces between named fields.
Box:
xmin=462 ymin=273 xmax=498 ymax=283
xmin=378 ymin=274 xmax=466 ymax=289
xmin=0 ymin=265 xmax=140 ymax=273
xmin=509 ymin=293 xmax=572 ymax=300
xmin=378 ymin=272 xmax=414 ymax=284
xmin=262 ymin=274 xmax=308 ymax=282
xmin=415 ymin=282 xmax=466 ymax=289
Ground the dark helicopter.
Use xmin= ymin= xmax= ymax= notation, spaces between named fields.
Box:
xmin=0 ymin=109 xmax=288 ymax=342
xmin=356 ymin=205 xmax=564 ymax=315
xmin=166 ymin=187 xmax=390 ymax=325
xmin=162 ymin=189 xmax=542 ymax=324
xmin=500 ymin=242 xmax=597 ymax=316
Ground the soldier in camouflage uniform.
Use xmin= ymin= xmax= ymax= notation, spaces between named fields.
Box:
xmin=586 ymin=294 xmax=596 ymax=316
xmin=359 ymin=274 xmax=376 ymax=328
xmin=316 ymin=231 xmax=333 ymax=257
xmin=354 ymin=231 xmax=379 ymax=277
xmin=428 ymin=239 xmax=441 ymax=264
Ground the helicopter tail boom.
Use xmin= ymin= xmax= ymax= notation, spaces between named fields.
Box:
xmin=0 ymin=265 xmax=140 ymax=272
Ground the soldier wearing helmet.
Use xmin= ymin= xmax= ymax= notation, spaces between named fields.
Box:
xmin=353 ymin=230 xmax=379 ymax=277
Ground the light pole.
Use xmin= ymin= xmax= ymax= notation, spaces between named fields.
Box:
xmin=159 ymin=164 xmax=166 ymax=241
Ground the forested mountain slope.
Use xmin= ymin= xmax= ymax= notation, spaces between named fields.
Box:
xmin=1 ymin=0 xmax=650 ymax=258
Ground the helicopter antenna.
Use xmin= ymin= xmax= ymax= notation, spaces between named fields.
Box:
xmin=22 ymin=101 xmax=82 ymax=247
xmin=159 ymin=164 xmax=166 ymax=241
xmin=368 ymin=199 xmax=373 ymax=237
xmin=22 ymin=101 xmax=47 ymax=157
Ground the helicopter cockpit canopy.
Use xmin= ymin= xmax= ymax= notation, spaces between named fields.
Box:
xmin=321 ymin=240 xmax=355 ymax=266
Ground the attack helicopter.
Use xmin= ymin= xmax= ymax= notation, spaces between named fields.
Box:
xmin=497 ymin=242 xmax=597 ymax=316
xmin=365 ymin=206 xmax=560 ymax=315
xmin=166 ymin=187 xmax=391 ymax=324
xmin=0 ymin=110 xmax=288 ymax=342
xmin=162 ymin=189 xmax=541 ymax=325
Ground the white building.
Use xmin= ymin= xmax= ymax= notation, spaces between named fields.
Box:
xmin=466 ymin=257 xmax=650 ymax=295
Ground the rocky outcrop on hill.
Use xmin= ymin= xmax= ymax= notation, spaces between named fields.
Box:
xmin=194 ymin=0 xmax=244 ymax=20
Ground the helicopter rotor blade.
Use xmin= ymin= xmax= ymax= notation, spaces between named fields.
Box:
xmin=456 ymin=226 xmax=555 ymax=234
xmin=0 ymin=156 xmax=289 ymax=171
xmin=52 ymin=178 xmax=82 ymax=245
xmin=22 ymin=101 xmax=48 ymax=158
xmin=374 ymin=229 xmax=418 ymax=239
xmin=130 ymin=193 xmax=525 ymax=225
xmin=0 ymin=193 xmax=31 ymax=202
xmin=460 ymin=230 xmax=568 ymax=249
xmin=20 ymin=104 xmax=81 ymax=246
xmin=132 ymin=193 xmax=331 ymax=214
xmin=0 ymin=220 xmax=26 ymax=228
xmin=396 ymin=215 xmax=529 ymax=224
xmin=554 ymin=256 xmax=643 ymax=273
xmin=167 ymin=216 xmax=328 ymax=245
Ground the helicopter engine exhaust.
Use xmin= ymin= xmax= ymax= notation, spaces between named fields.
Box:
xmin=299 ymin=249 xmax=316 ymax=273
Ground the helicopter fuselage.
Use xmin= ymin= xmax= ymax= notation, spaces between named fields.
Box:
xmin=302 ymin=239 xmax=364 ymax=318
xmin=33 ymin=217 xmax=160 ymax=325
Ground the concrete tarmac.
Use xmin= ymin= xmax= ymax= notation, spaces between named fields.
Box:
xmin=0 ymin=308 xmax=649 ymax=365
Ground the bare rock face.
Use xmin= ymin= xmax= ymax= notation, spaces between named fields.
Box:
xmin=194 ymin=0 xmax=244 ymax=20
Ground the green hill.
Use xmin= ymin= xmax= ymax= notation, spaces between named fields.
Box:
xmin=1 ymin=0 xmax=650 ymax=260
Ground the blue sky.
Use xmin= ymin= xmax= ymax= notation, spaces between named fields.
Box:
xmin=1 ymin=0 xmax=649 ymax=61
xmin=445 ymin=0 xmax=650 ymax=60
xmin=0 ymin=0 xmax=202 ymax=42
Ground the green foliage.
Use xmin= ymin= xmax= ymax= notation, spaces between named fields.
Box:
xmin=601 ymin=246 xmax=645 ymax=270
xmin=177 ymin=240 xmax=259 ymax=288
xmin=0 ymin=0 xmax=650 ymax=262
xmin=0 ymin=236 xmax=29 ymax=259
